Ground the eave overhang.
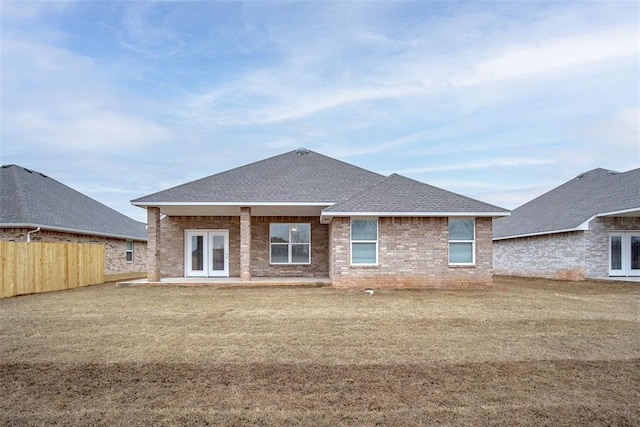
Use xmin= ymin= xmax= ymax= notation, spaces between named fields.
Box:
xmin=320 ymin=211 xmax=510 ymax=224
xmin=0 ymin=223 xmax=147 ymax=242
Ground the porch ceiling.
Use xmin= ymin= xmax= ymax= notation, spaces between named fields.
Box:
xmin=156 ymin=204 xmax=329 ymax=217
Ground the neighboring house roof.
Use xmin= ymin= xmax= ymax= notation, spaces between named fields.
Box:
xmin=321 ymin=173 xmax=508 ymax=222
xmin=1 ymin=164 xmax=147 ymax=241
xmin=493 ymin=168 xmax=640 ymax=240
xmin=132 ymin=148 xmax=509 ymax=220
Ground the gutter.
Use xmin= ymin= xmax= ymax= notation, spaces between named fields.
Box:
xmin=26 ymin=227 xmax=41 ymax=243
xmin=0 ymin=223 xmax=147 ymax=242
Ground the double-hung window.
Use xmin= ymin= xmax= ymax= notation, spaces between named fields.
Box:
xmin=351 ymin=218 xmax=378 ymax=265
xmin=448 ymin=218 xmax=475 ymax=265
xmin=270 ymin=223 xmax=311 ymax=264
xmin=126 ymin=240 xmax=134 ymax=262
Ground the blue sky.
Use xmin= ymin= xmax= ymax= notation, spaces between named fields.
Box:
xmin=2 ymin=1 xmax=639 ymax=223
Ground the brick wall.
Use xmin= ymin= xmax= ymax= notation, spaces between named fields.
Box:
xmin=329 ymin=217 xmax=494 ymax=289
xmin=160 ymin=216 xmax=241 ymax=277
xmin=493 ymin=231 xmax=586 ymax=280
xmin=586 ymin=216 xmax=640 ymax=278
xmin=159 ymin=215 xmax=329 ymax=278
xmin=493 ymin=216 xmax=640 ymax=280
xmin=0 ymin=228 xmax=147 ymax=275
xmin=251 ymin=216 xmax=329 ymax=277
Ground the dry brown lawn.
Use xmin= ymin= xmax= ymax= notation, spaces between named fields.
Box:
xmin=1 ymin=276 xmax=638 ymax=426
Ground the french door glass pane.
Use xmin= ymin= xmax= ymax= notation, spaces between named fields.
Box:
xmin=449 ymin=242 xmax=473 ymax=263
xmin=352 ymin=242 xmax=376 ymax=264
xmin=610 ymin=236 xmax=622 ymax=270
xmin=631 ymin=236 xmax=640 ymax=270
xmin=211 ymin=235 xmax=224 ymax=271
xmin=292 ymin=244 xmax=310 ymax=263
xmin=271 ymin=244 xmax=289 ymax=263
xmin=191 ymin=235 xmax=204 ymax=271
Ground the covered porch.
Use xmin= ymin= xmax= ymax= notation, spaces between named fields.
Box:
xmin=144 ymin=204 xmax=331 ymax=282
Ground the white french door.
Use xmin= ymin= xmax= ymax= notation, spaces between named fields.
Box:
xmin=185 ymin=230 xmax=229 ymax=277
xmin=609 ymin=232 xmax=640 ymax=277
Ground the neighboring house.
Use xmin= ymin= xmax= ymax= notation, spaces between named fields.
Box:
xmin=493 ymin=168 xmax=640 ymax=280
xmin=0 ymin=164 xmax=147 ymax=275
xmin=132 ymin=149 xmax=509 ymax=288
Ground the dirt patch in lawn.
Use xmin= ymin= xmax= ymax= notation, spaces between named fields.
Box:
xmin=1 ymin=276 xmax=638 ymax=425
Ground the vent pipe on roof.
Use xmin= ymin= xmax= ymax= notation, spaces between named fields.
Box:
xmin=295 ymin=148 xmax=310 ymax=155
xmin=26 ymin=227 xmax=41 ymax=243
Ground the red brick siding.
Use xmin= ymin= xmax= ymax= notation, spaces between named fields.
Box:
xmin=330 ymin=217 xmax=493 ymax=289
xmin=159 ymin=215 xmax=329 ymax=278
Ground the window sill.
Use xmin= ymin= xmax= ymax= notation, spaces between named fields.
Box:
xmin=448 ymin=264 xmax=476 ymax=268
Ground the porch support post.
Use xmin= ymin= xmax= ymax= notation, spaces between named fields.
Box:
xmin=147 ymin=207 xmax=161 ymax=282
xmin=240 ymin=207 xmax=252 ymax=281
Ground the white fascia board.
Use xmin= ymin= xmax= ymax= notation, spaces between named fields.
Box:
xmin=132 ymin=201 xmax=335 ymax=207
xmin=595 ymin=207 xmax=640 ymax=217
xmin=322 ymin=211 xmax=510 ymax=218
xmin=322 ymin=211 xmax=510 ymax=224
xmin=493 ymin=224 xmax=589 ymax=241
xmin=0 ymin=223 xmax=147 ymax=242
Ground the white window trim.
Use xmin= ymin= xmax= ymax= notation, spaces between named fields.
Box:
xmin=126 ymin=240 xmax=134 ymax=263
xmin=269 ymin=223 xmax=311 ymax=265
xmin=448 ymin=218 xmax=476 ymax=266
xmin=350 ymin=217 xmax=379 ymax=266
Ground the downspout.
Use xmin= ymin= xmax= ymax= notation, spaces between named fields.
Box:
xmin=26 ymin=227 xmax=41 ymax=243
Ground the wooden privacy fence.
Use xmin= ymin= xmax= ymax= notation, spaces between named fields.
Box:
xmin=0 ymin=242 xmax=104 ymax=298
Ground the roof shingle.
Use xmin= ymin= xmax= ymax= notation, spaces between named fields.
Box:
xmin=493 ymin=168 xmax=640 ymax=239
xmin=1 ymin=164 xmax=146 ymax=240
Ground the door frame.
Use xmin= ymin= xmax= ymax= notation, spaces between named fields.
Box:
xmin=609 ymin=231 xmax=640 ymax=277
xmin=184 ymin=229 xmax=229 ymax=277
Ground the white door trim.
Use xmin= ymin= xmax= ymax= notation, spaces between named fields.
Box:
xmin=609 ymin=231 xmax=640 ymax=277
xmin=185 ymin=229 xmax=229 ymax=277
xmin=208 ymin=230 xmax=229 ymax=277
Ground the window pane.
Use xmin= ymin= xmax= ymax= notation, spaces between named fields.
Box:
xmin=191 ymin=236 xmax=204 ymax=271
xmin=291 ymin=224 xmax=310 ymax=243
xmin=211 ymin=235 xmax=224 ymax=271
xmin=292 ymin=244 xmax=310 ymax=263
xmin=352 ymin=219 xmax=377 ymax=240
xmin=270 ymin=224 xmax=289 ymax=243
xmin=632 ymin=236 xmax=640 ymax=270
xmin=450 ymin=242 xmax=473 ymax=264
xmin=271 ymin=244 xmax=289 ymax=263
xmin=126 ymin=252 xmax=133 ymax=262
xmin=610 ymin=236 xmax=622 ymax=270
xmin=449 ymin=219 xmax=474 ymax=240
xmin=352 ymin=242 xmax=376 ymax=264
xmin=126 ymin=240 xmax=133 ymax=250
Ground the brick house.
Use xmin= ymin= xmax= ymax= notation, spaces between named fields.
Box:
xmin=0 ymin=164 xmax=147 ymax=276
xmin=493 ymin=168 xmax=640 ymax=280
xmin=132 ymin=149 xmax=508 ymax=289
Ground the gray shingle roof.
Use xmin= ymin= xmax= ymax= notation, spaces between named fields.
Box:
xmin=132 ymin=149 xmax=385 ymax=204
xmin=1 ymin=164 xmax=146 ymax=240
xmin=493 ymin=168 xmax=640 ymax=239
xmin=322 ymin=173 xmax=509 ymax=215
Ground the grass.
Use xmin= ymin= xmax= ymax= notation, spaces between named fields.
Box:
xmin=1 ymin=276 xmax=638 ymax=425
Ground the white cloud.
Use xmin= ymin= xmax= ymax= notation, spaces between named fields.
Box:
xmin=458 ymin=27 xmax=639 ymax=87
xmin=389 ymin=157 xmax=556 ymax=175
